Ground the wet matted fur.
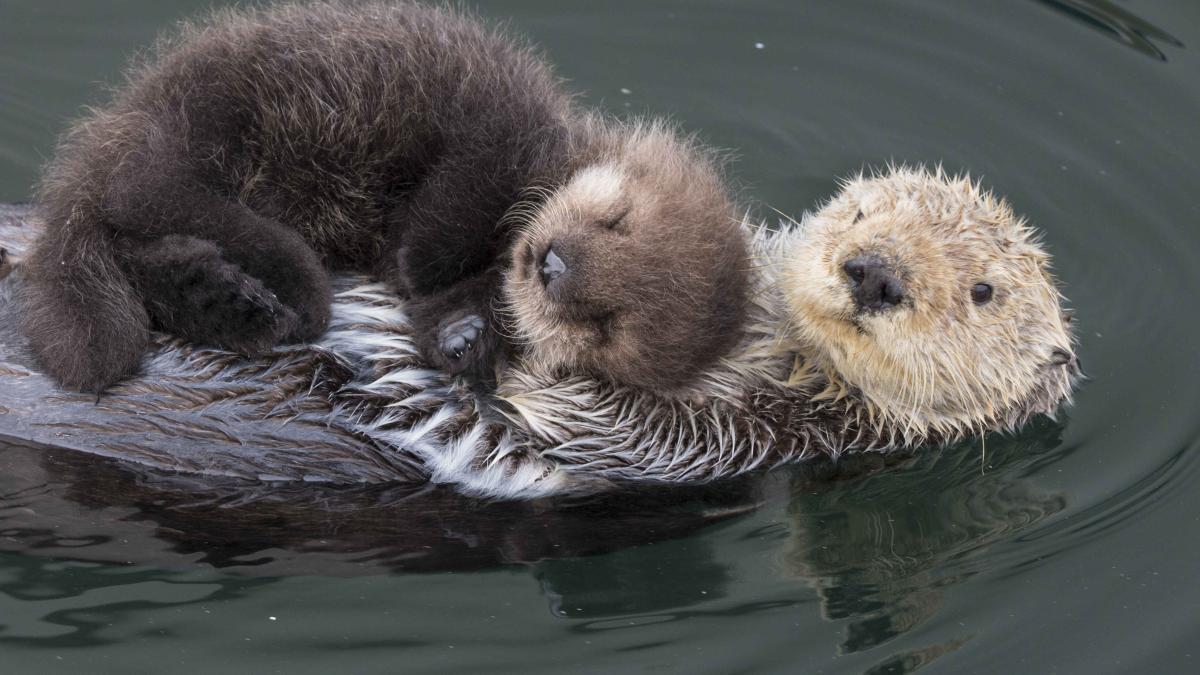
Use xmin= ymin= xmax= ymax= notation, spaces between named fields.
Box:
xmin=0 ymin=169 xmax=1080 ymax=499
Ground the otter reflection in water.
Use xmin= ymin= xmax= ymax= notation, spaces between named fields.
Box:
xmin=0 ymin=440 xmax=761 ymax=575
xmin=780 ymin=418 xmax=1069 ymax=664
xmin=0 ymin=418 xmax=1066 ymax=658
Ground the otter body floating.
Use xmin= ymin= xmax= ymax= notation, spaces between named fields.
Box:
xmin=0 ymin=168 xmax=1081 ymax=499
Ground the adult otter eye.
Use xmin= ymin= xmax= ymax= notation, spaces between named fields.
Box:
xmin=971 ymin=283 xmax=994 ymax=304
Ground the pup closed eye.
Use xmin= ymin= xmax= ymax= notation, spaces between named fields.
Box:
xmin=591 ymin=311 xmax=616 ymax=343
xmin=599 ymin=206 xmax=630 ymax=232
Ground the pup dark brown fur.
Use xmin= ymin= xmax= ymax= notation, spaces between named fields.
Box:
xmin=22 ymin=2 xmax=747 ymax=393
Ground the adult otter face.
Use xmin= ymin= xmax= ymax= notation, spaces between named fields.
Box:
xmin=504 ymin=127 xmax=748 ymax=394
xmin=782 ymin=167 xmax=1078 ymax=436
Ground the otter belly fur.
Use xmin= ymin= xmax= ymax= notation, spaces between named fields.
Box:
xmin=20 ymin=2 xmax=748 ymax=395
xmin=0 ymin=169 xmax=1079 ymax=499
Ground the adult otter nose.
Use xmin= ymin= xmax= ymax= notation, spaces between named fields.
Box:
xmin=843 ymin=255 xmax=905 ymax=311
xmin=539 ymin=245 xmax=567 ymax=287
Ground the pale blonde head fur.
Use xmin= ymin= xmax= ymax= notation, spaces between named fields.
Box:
xmin=780 ymin=165 xmax=1078 ymax=439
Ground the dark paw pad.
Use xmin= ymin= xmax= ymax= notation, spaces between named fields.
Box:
xmin=229 ymin=281 xmax=283 ymax=320
xmin=438 ymin=314 xmax=486 ymax=361
xmin=220 ymin=279 xmax=298 ymax=353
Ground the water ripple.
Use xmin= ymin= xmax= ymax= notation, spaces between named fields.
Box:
xmin=1033 ymin=0 xmax=1184 ymax=61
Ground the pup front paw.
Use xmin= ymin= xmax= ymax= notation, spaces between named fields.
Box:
xmin=438 ymin=313 xmax=486 ymax=362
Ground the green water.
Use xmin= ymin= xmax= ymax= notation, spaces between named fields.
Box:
xmin=1 ymin=0 xmax=1199 ymax=672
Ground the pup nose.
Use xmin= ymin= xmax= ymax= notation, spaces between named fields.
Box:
xmin=539 ymin=245 xmax=567 ymax=287
xmin=843 ymin=255 xmax=905 ymax=311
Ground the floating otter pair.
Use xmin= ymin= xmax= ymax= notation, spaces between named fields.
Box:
xmin=493 ymin=167 xmax=1080 ymax=490
xmin=6 ymin=3 xmax=1080 ymax=495
xmin=20 ymin=2 xmax=746 ymax=396
xmin=0 ymin=166 xmax=1080 ymax=497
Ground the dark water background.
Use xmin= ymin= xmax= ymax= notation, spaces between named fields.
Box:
xmin=1 ymin=0 xmax=1198 ymax=672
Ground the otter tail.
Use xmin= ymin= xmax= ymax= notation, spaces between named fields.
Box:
xmin=20 ymin=218 xmax=150 ymax=393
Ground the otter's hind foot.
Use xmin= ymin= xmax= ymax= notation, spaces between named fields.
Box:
xmin=123 ymin=235 xmax=300 ymax=355
xmin=217 ymin=275 xmax=301 ymax=355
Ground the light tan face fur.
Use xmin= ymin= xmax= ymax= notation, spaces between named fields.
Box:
xmin=503 ymin=124 xmax=747 ymax=394
xmin=782 ymin=167 xmax=1077 ymax=436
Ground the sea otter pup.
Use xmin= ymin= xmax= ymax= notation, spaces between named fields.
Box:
xmin=20 ymin=2 xmax=747 ymax=394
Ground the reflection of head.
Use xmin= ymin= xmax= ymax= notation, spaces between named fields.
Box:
xmin=779 ymin=420 xmax=1068 ymax=653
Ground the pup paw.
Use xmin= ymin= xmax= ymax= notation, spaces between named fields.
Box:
xmin=220 ymin=278 xmax=300 ymax=354
xmin=437 ymin=314 xmax=486 ymax=363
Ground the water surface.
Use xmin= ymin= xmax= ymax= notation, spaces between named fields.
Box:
xmin=1 ymin=1 xmax=1198 ymax=672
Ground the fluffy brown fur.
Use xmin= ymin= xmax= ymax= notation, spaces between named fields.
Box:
xmin=20 ymin=1 xmax=747 ymax=394
xmin=505 ymin=120 xmax=748 ymax=392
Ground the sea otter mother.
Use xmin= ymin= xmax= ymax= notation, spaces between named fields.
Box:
xmin=19 ymin=2 xmax=748 ymax=395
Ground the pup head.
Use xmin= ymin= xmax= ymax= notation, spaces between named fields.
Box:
xmin=781 ymin=166 xmax=1078 ymax=438
xmin=504 ymin=122 xmax=748 ymax=394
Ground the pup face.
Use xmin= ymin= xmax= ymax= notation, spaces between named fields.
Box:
xmin=782 ymin=167 xmax=1077 ymax=435
xmin=504 ymin=128 xmax=748 ymax=393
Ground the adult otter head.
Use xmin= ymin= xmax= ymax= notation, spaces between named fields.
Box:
xmin=504 ymin=121 xmax=748 ymax=395
xmin=781 ymin=166 xmax=1079 ymax=440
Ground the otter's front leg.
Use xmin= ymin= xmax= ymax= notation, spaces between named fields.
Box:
xmin=404 ymin=270 xmax=509 ymax=382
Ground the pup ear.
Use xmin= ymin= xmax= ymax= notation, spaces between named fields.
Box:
xmin=1049 ymin=348 xmax=1073 ymax=366
xmin=1061 ymin=309 xmax=1075 ymax=325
